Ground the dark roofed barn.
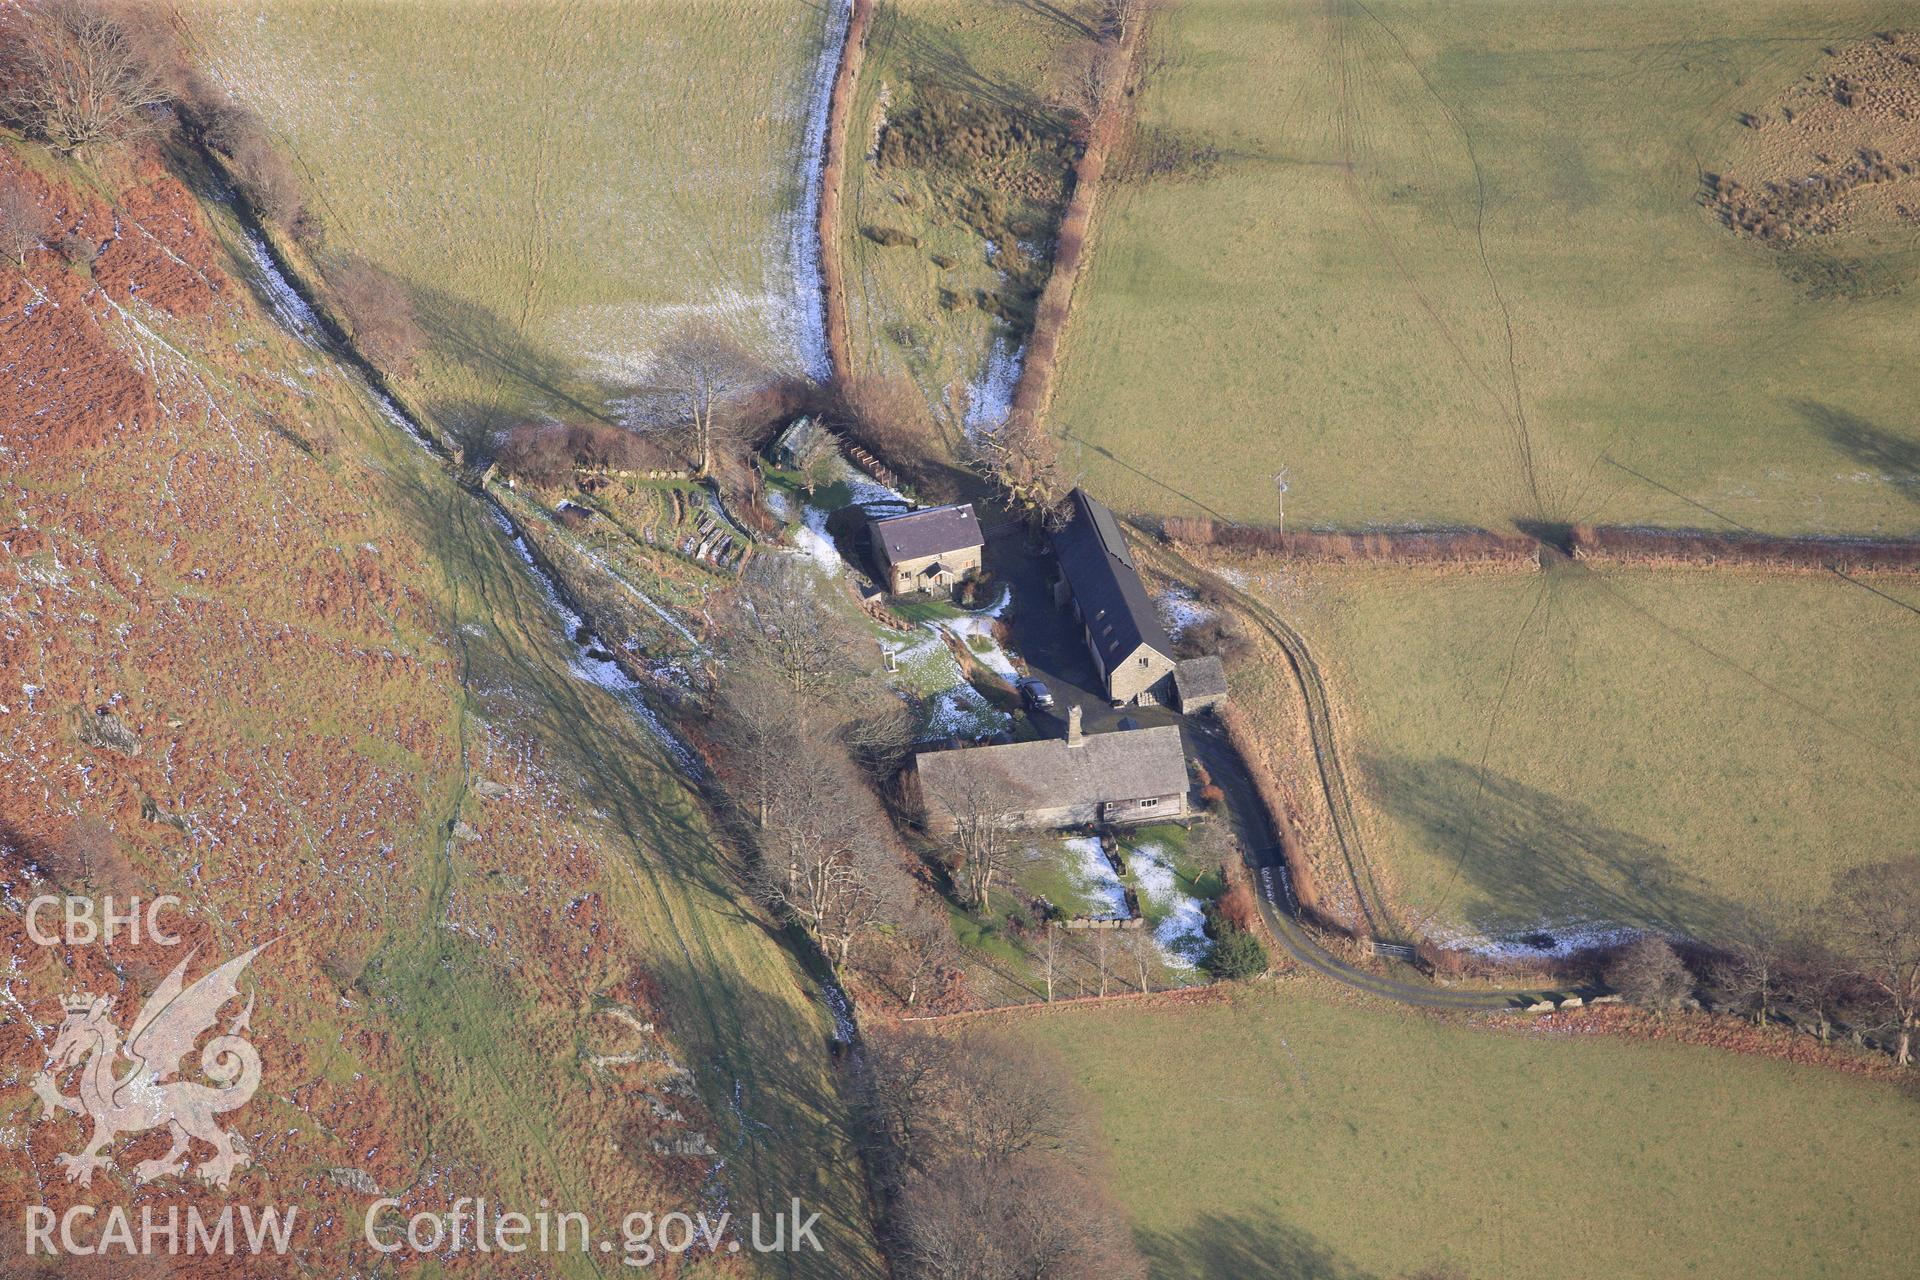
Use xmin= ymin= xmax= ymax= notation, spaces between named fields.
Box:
xmin=1051 ymin=488 xmax=1177 ymax=706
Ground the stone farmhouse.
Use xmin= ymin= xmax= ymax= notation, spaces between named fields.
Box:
xmin=914 ymin=706 xmax=1189 ymax=833
xmin=869 ymin=503 xmax=984 ymax=596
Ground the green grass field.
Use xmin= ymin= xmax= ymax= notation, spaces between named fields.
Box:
xmin=841 ymin=0 xmax=1090 ymax=440
xmin=1015 ymin=984 xmax=1918 ymax=1280
xmin=1052 ymin=0 xmax=1920 ymax=535
xmin=179 ymin=0 xmax=830 ymax=433
xmin=1257 ymin=560 xmax=1920 ymax=946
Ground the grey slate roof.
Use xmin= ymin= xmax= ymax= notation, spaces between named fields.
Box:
xmin=870 ymin=503 xmax=983 ymax=565
xmin=1175 ymin=655 xmax=1228 ymax=703
xmin=915 ymin=724 xmax=1188 ymax=824
xmin=1051 ymin=489 xmax=1174 ymax=668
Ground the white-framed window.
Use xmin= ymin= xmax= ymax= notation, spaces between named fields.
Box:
xmin=1140 ymin=797 xmax=1158 ymax=808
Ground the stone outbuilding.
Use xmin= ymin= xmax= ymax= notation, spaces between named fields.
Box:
xmin=869 ymin=503 xmax=984 ymax=595
xmin=1173 ymin=655 xmax=1228 ymax=713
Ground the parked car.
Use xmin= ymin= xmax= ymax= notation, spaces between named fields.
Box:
xmin=1019 ymin=678 xmax=1056 ymax=711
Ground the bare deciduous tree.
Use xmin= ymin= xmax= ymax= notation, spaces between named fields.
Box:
xmin=328 ymin=254 xmax=424 ymax=375
xmin=40 ymin=815 xmax=136 ymax=895
xmin=753 ymin=765 xmax=894 ymax=969
xmin=971 ymin=423 xmax=1072 ymax=526
xmin=1831 ymin=856 xmax=1920 ymax=1065
xmin=0 ymin=178 xmax=51 ymax=267
xmin=867 ymin=1026 xmax=1144 ymax=1279
xmin=202 ymin=101 xmax=310 ymax=229
xmin=1714 ymin=908 xmax=1792 ymax=1028
xmin=732 ymin=558 xmax=854 ymax=701
xmin=898 ymin=1154 xmax=1145 ymax=1280
xmin=934 ymin=772 xmax=1022 ymax=911
xmin=894 ymin=900 xmax=959 ymax=1010
xmin=1604 ymin=935 xmax=1693 ymax=1012
xmin=0 ymin=0 xmax=173 ymax=153
xmin=641 ymin=320 xmax=765 ymax=476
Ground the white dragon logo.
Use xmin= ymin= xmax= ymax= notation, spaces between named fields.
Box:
xmin=31 ymin=944 xmax=267 ymax=1189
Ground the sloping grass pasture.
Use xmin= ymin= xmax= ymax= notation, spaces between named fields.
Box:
xmin=1244 ymin=558 xmax=1920 ymax=946
xmin=1050 ymin=0 xmax=1920 ymax=534
xmin=178 ymin=0 xmax=833 ymax=435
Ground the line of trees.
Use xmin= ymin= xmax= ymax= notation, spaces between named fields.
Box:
xmin=705 ymin=559 xmax=965 ymax=1002
xmin=1602 ymin=856 xmax=1920 ymax=1066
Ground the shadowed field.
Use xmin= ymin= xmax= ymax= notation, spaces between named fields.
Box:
xmin=1013 ymin=984 xmax=1918 ymax=1280
xmin=1233 ymin=557 xmax=1920 ymax=946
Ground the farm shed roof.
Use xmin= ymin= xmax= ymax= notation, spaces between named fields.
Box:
xmin=1051 ymin=488 xmax=1174 ymax=668
xmin=1175 ymin=655 xmax=1228 ymax=702
xmin=914 ymin=724 xmax=1188 ymax=823
xmin=870 ymin=503 xmax=984 ymax=564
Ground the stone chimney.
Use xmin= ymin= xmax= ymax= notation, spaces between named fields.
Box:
xmin=1066 ymin=703 xmax=1084 ymax=748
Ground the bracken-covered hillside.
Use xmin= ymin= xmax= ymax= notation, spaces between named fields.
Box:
xmin=0 ymin=139 xmax=873 ymax=1278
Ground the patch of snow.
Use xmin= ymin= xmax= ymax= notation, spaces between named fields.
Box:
xmin=1429 ymin=922 xmax=1642 ymax=963
xmin=938 ymin=616 xmax=1016 ymax=680
xmin=1062 ymin=837 xmax=1128 ymax=919
xmin=792 ymin=504 xmax=845 ymax=575
xmin=243 ymin=232 xmax=323 ymax=346
xmin=1156 ymin=585 xmax=1214 ymax=642
xmin=923 ymin=683 xmax=1009 ymax=739
xmin=964 ymin=332 xmax=1025 ymax=437
xmin=1130 ymin=843 xmax=1209 ymax=967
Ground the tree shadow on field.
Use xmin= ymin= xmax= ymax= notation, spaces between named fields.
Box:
xmin=1363 ymin=754 xmax=1740 ymax=942
xmin=1135 ymin=1208 xmax=1378 ymax=1280
xmin=1009 ymin=0 xmax=1099 ymax=40
xmin=885 ymin=6 xmax=1060 ymax=127
xmin=1794 ymin=400 xmax=1920 ymax=506
xmin=406 ymin=281 xmax=621 ymax=432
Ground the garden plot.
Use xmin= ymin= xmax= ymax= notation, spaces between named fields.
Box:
xmin=1015 ymin=833 xmax=1212 ymax=969
xmin=1130 ymin=841 xmax=1211 ymax=968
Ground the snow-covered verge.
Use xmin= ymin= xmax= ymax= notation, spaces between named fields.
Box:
xmin=787 ymin=0 xmax=854 ymax=379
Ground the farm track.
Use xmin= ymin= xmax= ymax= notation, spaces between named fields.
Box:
xmin=1134 ymin=532 xmax=1395 ymax=939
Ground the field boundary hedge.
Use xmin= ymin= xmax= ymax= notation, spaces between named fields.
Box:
xmin=1164 ymin=516 xmax=1920 ymax=573
xmin=1164 ymin=516 xmax=1539 ymax=566
xmin=1568 ymin=524 xmax=1920 ymax=573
